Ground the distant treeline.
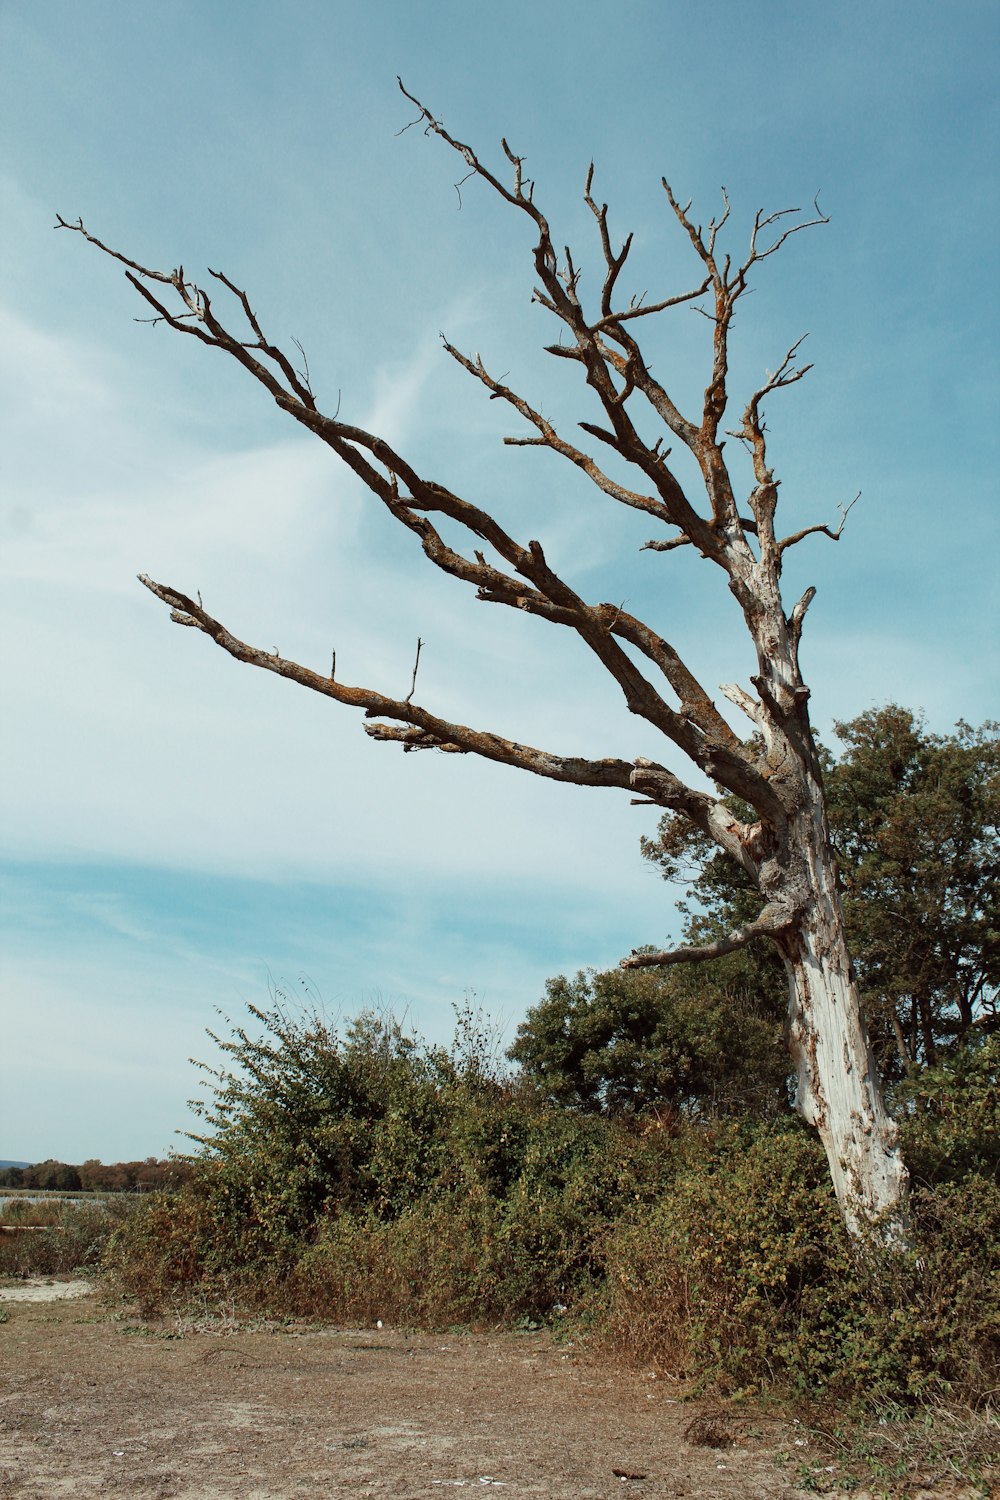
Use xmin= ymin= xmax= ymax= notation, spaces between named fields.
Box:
xmin=0 ymin=1158 xmax=194 ymax=1192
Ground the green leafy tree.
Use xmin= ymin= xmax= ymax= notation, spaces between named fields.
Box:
xmin=634 ymin=707 xmax=998 ymax=1087
xmin=22 ymin=1160 xmax=81 ymax=1191
xmin=824 ymin=708 xmax=998 ymax=1072
xmin=508 ymin=959 xmax=788 ymax=1119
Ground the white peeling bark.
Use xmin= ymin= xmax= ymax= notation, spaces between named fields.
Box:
xmin=704 ymin=544 xmax=911 ymax=1240
xmin=780 ymin=795 xmax=910 ymax=1240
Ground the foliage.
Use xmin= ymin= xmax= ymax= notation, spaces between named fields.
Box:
xmin=895 ymin=1034 xmax=1000 ymax=1185
xmin=597 ymin=1116 xmax=1000 ymax=1406
xmin=507 ymin=962 xmax=788 ymax=1118
xmin=103 ymin=999 xmax=999 ymax=1411
xmin=76 ymin=1158 xmax=194 ymax=1192
xmin=0 ymin=1158 xmax=192 ymax=1192
xmin=105 ymin=1001 xmax=679 ymax=1319
xmin=16 ymin=1159 xmax=82 ymax=1191
xmin=600 ymin=1121 xmax=867 ymax=1395
xmin=825 ymin=709 xmax=999 ymax=1072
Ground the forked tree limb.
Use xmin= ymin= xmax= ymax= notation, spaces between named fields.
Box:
xmin=138 ymin=575 xmax=642 ymax=791
xmin=778 ymin=492 xmax=861 ymax=555
xmin=58 ymin=198 xmax=793 ymax=816
xmin=442 ymin=340 xmax=670 ymax=523
xmin=138 ymin=573 xmax=774 ymax=876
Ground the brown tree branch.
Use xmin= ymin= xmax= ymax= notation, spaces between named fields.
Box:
xmin=274 ymin=403 xmax=756 ymax=774
xmin=63 ymin=104 xmax=824 ymax=827
xmin=61 ymin=193 xmax=797 ymax=818
xmin=441 ymin=340 xmax=671 ymax=523
xmin=620 ymin=899 xmax=798 ymax=969
xmin=641 ymin=515 xmax=760 ymax=553
xmin=61 ymin=202 xmax=777 ymax=803
xmin=137 ymin=575 xmax=643 ymax=792
xmin=744 ymin=196 xmax=830 ymax=271
xmin=137 ymin=575 xmax=774 ymax=828
xmin=397 ymin=84 xmax=724 ymax=563
xmin=582 ymin=162 xmax=712 ymax=333
xmin=778 ymin=492 xmax=860 ymax=555
xmin=55 ymin=214 xmax=178 ymax=284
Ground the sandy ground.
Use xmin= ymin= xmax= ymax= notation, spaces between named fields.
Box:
xmin=0 ymin=1282 xmax=992 ymax=1499
xmin=0 ymin=1279 xmax=94 ymax=1304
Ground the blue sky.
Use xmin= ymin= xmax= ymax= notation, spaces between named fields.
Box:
xmin=1 ymin=0 xmax=997 ymax=1163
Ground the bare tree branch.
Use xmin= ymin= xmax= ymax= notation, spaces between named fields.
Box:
xmin=63 ymin=205 xmax=784 ymax=803
xmin=787 ymin=585 xmax=817 ymax=658
xmin=138 ymin=575 xmax=644 ymax=792
xmin=55 ymin=214 xmax=178 ymax=284
xmin=745 ymin=196 xmax=830 ymax=268
xmin=404 ymin=638 xmax=424 ymax=705
xmin=442 ymin=340 xmax=670 ymax=523
xmin=778 ymin=492 xmax=861 ymax=555
xmin=641 ymin=515 xmax=759 ymax=553
xmin=396 ymin=83 xmax=725 ymax=564
xmin=720 ymin=681 xmax=764 ymax=727
xmin=620 ymin=899 xmax=798 ymax=968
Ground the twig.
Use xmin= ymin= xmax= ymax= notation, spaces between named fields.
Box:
xmin=405 ymin=638 xmax=424 ymax=704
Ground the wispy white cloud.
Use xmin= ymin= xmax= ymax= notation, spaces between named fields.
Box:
xmin=0 ymin=297 xmax=680 ymax=894
xmin=0 ymin=855 xmax=676 ymax=1163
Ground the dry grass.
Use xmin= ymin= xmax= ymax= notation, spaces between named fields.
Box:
xmin=0 ymin=1194 xmax=137 ymax=1278
xmin=794 ymin=1401 xmax=1000 ymax=1496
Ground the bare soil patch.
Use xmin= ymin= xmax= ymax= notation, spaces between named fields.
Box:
xmin=0 ymin=1286 xmax=988 ymax=1499
xmin=0 ymin=1279 xmax=94 ymax=1304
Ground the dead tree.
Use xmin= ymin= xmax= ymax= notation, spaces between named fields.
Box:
xmin=61 ymin=84 xmax=909 ymax=1241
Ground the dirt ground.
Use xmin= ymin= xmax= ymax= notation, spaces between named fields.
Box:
xmin=0 ymin=1281 xmax=990 ymax=1499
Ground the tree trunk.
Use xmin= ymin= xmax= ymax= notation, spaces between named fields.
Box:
xmin=781 ymin=796 xmax=910 ymax=1241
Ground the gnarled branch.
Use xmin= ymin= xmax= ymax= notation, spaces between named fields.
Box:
xmin=138 ymin=575 xmax=642 ymax=793
xmin=620 ymin=899 xmax=798 ymax=969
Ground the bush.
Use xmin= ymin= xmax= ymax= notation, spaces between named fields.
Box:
xmin=102 ymin=1184 xmax=228 ymax=1315
xmin=508 ymin=963 xmax=789 ymax=1118
xmin=896 ymin=1035 xmax=1000 ymax=1185
xmin=597 ymin=1117 xmax=1000 ymax=1405
xmin=100 ymin=1000 xmax=999 ymax=1410
xmin=103 ymin=1002 xmax=682 ymax=1321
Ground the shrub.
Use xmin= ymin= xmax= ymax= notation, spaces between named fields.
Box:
xmin=597 ymin=1118 xmax=1000 ymax=1405
xmin=102 ymin=1183 xmax=228 ymax=1315
xmin=103 ymin=1002 xmax=683 ymax=1321
xmin=100 ymin=999 xmax=999 ymax=1410
xmin=895 ymin=1035 xmax=1000 ymax=1185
